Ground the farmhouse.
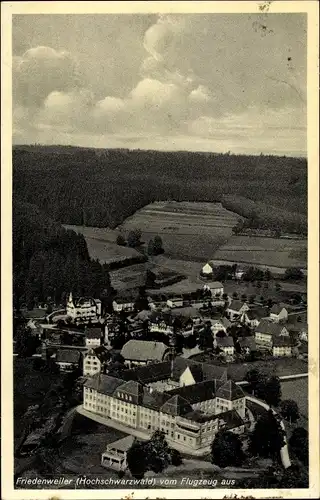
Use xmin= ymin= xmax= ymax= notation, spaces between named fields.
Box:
xmin=203 ymin=282 xmax=224 ymax=297
xmin=83 ymin=358 xmax=248 ymax=451
xmin=238 ymin=336 xmax=257 ymax=355
xmin=83 ymin=346 xmax=111 ymax=376
xmin=210 ymin=318 xmax=232 ymax=336
xmin=85 ymin=327 xmax=103 ymax=347
xmin=255 ymin=319 xmax=289 ymax=348
xmin=167 ymin=296 xmax=184 ymax=308
xmin=240 ymin=307 xmax=268 ymax=328
xmin=272 ymin=337 xmax=293 ymax=357
xmin=66 ymin=293 xmax=102 ymax=324
xmin=269 ymin=305 xmax=289 ymax=323
xmin=56 ymin=349 xmax=81 ymax=372
xmin=112 ymin=294 xmax=135 ymax=313
xmin=120 ymin=340 xmax=171 ymax=367
xmin=226 ymin=300 xmax=249 ymax=321
xmin=216 ymin=336 xmax=235 ymax=357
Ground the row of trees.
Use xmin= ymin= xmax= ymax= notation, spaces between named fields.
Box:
xmin=116 ymin=230 xmax=164 ymax=255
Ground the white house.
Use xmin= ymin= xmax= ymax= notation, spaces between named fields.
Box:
xmin=112 ymin=298 xmax=135 ymax=313
xmin=66 ymin=293 xmax=102 ymax=324
xmin=201 ymin=262 xmax=213 ymax=276
xmin=269 ymin=305 xmax=288 ymax=323
xmin=226 ymin=301 xmax=249 ymax=321
xmin=101 ymin=435 xmax=137 ymax=471
xmin=85 ymin=327 xmax=102 ymax=347
xmin=83 ymin=346 xmax=110 ymax=376
xmin=255 ymin=319 xmax=289 ymax=348
xmin=167 ymin=297 xmax=184 ymax=308
xmin=210 ymin=318 xmax=232 ymax=337
xmin=203 ymin=282 xmax=224 ymax=297
xmin=216 ymin=336 xmax=235 ymax=356
xmin=272 ymin=337 xmax=293 ymax=357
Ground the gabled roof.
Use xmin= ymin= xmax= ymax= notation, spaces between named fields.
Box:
xmin=238 ymin=336 xmax=257 ymax=350
xmin=85 ymin=327 xmax=102 ymax=339
xmin=141 ymin=387 xmax=169 ymax=411
xmin=84 ymin=373 xmax=124 ymax=395
xmin=216 ymin=336 xmax=234 ymax=347
xmin=244 ymin=307 xmax=268 ymax=320
xmin=120 ymin=340 xmax=170 ymax=361
xmin=203 ymin=281 xmax=224 ymax=289
xmin=115 ymin=379 xmax=144 ymax=399
xmin=216 ymin=380 xmax=245 ymax=401
xmin=218 ymin=409 xmax=244 ymax=430
xmin=186 ymin=363 xmax=204 ymax=383
xmin=160 ymin=394 xmax=192 ymax=416
xmin=227 ymin=300 xmax=247 ymax=312
xmin=256 ymin=319 xmax=287 ymax=336
xmin=270 ymin=304 xmax=287 ymax=315
xmin=106 ymin=435 xmax=136 ymax=452
xmin=166 ymin=379 xmax=224 ymax=405
xmin=56 ymin=349 xmax=81 ymax=364
xmin=86 ymin=345 xmax=110 ymax=362
xmin=273 ymin=337 xmax=292 ymax=347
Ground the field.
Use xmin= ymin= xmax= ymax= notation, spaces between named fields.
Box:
xmin=63 ymin=225 xmax=144 ymax=266
xmin=214 ymin=235 xmax=307 ymax=270
xmin=118 ymin=201 xmax=242 ymax=261
xmin=280 ymin=378 xmax=308 ymax=422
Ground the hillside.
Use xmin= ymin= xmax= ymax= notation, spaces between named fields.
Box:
xmin=13 ymin=146 xmax=307 ymax=234
xmin=13 ymin=200 xmax=111 ymax=309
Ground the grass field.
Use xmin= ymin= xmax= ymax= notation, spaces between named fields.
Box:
xmin=214 ymin=235 xmax=307 ymax=269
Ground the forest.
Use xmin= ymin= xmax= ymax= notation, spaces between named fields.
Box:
xmin=13 ymin=146 xmax=307 ymax=234
xmin=13 ymin=199 xmax=111 ymax=310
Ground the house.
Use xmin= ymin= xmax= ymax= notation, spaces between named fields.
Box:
xmin=201 ymin=262 xmax=214 ymax=277
xmin=66 ymin=293 xmax=102 ymax=325
xmin=149 ymin=312 xmax=174 ymax=335
xmin=234 ymin=267 xmax=245 ymax=280
xmin=216 ymin=336 xmax=234 ymax=356
xmin=203 ymin=282 xmax=224 ymax=297
xmin=85 ymin=327 xmax=103 ymax=347
xmin=210 ymin=318 xmax=232 ymax=336
xmin=83 ymin=359 xmax=247 ymax=452
xmin=120 ymin=340 xmax=171 ymax=367
xmin=55 ymin=349 xmax=81 ymax=372
xmin=255 ymin=319 xmax=289 ymax=348
xmin=226 ymin=301 xmax=249 ymax=321
xmin=101 ymin=435 xmax=138 ymax=471
xmin=298 ymin=326 xmax=308 ymax=342
xmin=237 ymin=336 xmax=257 ymax=355
xmin=240 ymin=307 xmax=268 ymax=328
xmin=272 ymin=337 xmax=293 ymax=357
xmin=167 ymin=296 xmax=184 ymax=308
xmin=269 ymin=304 xmax=288 ymax=323
xmin=112 ymin=296 xmax=135 ymax=313
xmin=83 ymin=346 xmax=111 ymax=376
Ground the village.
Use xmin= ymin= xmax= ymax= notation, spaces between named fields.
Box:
xmin=14 ymin=259 xmax=308 ymax=483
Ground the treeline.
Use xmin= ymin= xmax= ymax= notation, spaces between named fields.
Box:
xmin=224 ymin=195 xmax=307 ymax=236
xmin=13 ymin=147 xmax=307 ymax=230
xmin=13 ymin=200 xmax=111 ymax=309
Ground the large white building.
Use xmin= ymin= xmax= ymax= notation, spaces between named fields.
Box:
xmin=66 ymin=293 xmax=102 ymax=325
xmin=83 ymin=358 xmax=249 ymax=452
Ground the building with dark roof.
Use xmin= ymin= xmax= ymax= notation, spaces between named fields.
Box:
xmin=83 ymin=357 xmax=247 ymax=452
xmin=120 ymin=340 xmax=171 ymax=367
xmin=83 ymin=345 xmax=112 ymax=376
xmin=226 ymin=301 xmax=249 ymax=321
xmin=216 ymin=336 xmax=235 ymax=355
xmin=272 ymin=336 xmax=293 ymax=357
xmin=55 ymin=349 xmax=81 ymax=371
xmin=85 ymin=327 xmax=103 ymax=347
xmin=269 ymin=304 xmax=288 ymax=323
xmin=255 ymin=319 xmax=290 ymax=348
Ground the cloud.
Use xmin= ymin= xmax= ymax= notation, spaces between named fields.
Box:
xmin=12 ymin=14 xmax=307 ymax=155
xmin=13 ymin=46 xmax=83 ymax=107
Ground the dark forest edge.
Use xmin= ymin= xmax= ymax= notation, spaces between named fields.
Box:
xmin=13 ymin=146 xmax=307 ymax=235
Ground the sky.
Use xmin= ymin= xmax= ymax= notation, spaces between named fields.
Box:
xmin=12 ymin=13 xmax=307 ymax=156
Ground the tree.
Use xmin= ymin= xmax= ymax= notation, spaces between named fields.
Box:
xmin=127 ymin=229 xmax=142 ymax=248
xmin=153 ymin=235 xmax=164 ymax=255
xmin=145 ymin=270 xmax=156 ymax=288
xmin=232 ymin=292 xmax=238 ymax=299
xmin=147 ymin=239 xmax=155 ymax=255
xmin=264 ymin=269 xmax=272 ymax=281
xmin=275 ymin=282 xmax=281 ymax=292
xmin=116 ymin=234 xmax=126 ymax=246
xmin=211 ymin=430 xmax=244 ymax=467
xmin=284 ymin=267 xmax=304 ymax=280
xmin=198 ymin=323 xmax=213 ymax=350
xmin=280 ymin=399 xmax=300 ymax=424
xmin=249 ymin=410 xmax=286 ymax=460
xmin=241 ymin=294 xmax=247 ymax=302
xmin=245 ymin=368 xmax=266 ymax=396
xmin=278 ymin=464 xmax=308 ymax=488
xmin=289 ymin=427 xmax=308 ymax=465
xmin=145 ymin=430 xmax=172 ymax=473
xmin=127 ymin=441 xmax=147 ymax=479
xmin=259 ymin=376 xmax=282 ymax=407
xmin=249 ymin=294 xmax=256 ymax=304
xmin=170 ymin=448 xmax=183 ymax=466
